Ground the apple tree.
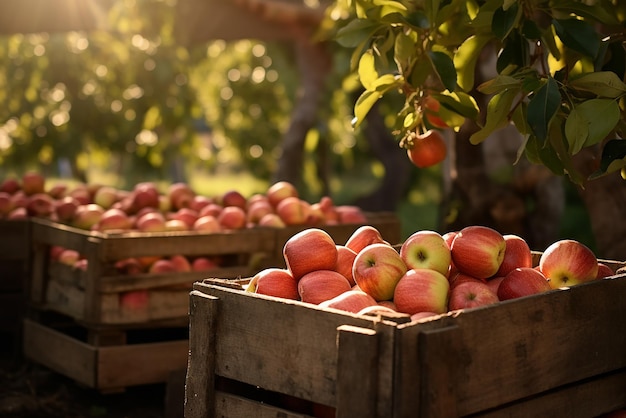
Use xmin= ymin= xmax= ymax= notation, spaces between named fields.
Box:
xmin=325 ymin=0 xmax=626 ymax=257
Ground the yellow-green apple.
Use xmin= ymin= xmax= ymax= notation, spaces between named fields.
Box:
xmin=267 ymin=181 xmax=298 ymax=208
xmin=93 ymin=186 xmax=119 ymax=209
xmin=0 ymin=177 xmax=20 ymax=194
xmin=451 ymin=225 xmax=506 ymax=279
xmin=318 ymin=289 xmax=377 ymax=313
xmin=539 ymin=239 xmax=599 ymax=288
xmin=258 ymin=213 xmax=286 ymax=228
xmin=276 ymin=197 xmax=311 ymax=226
xmin=221 ymin=189 xmax=247 ymax=209
xmin=297 ymin=269 xmax=351 ymax=304
xmin=97 ymin=208 xmax=133 ymax=232
xmin=283 ymin=228 xmax=338 ymax=280
xmin=26 ymin=193 xmax=55 ymax=217
xmin=345 ymin=225 xmax=388 ymax=253
xmin=119 ymin=290 xmax=149 ymax=310
xmin=167 ymin=182 xmax=195 ymax=210
xmin=596 ymin=262 xmax=615 ymax=279
xmin=170 ymin=208 xmax=199 ymax=229
xmin=72 ymin=204 xmax=105 ymax=230
xmin=246 ymin=199 xmax=274 ymax=224
xmin=114 ymin=257 xmax=144 ymax=274
xmin=400 ymin=230 xmax=451 ymax=276
xmin=217 ymin=205 xmax=247 ymax=230
xmin=191 ymin=256 xmax=219 ymax=271
xmin=448 ymin=280 xmax=498 ymax=311
xmin=251 ymin=268 xmax=299 ymax=300
xmin=353 ymin=243 xmax=408 ymax=301
xmin=334 ymin=245 xmax=357 ymax=286
xmin=21 ymin=171 xmax=45 ymax=196
xmin=193 ymin=215 xmax=221 ymax=233
xmin=497 ymin=267 xmax=551 ymax=300
xmin=165 ymin=218 xmax=190 ymax=232
xmin=336 ymin=205 xmax=368 ymax=224
xmin=54 ymin=196 xmax=80 ymax=223
xmin=136 ymin=211 xmax=167 ymax=232
xmin=149 ymin=258 xmax=177 ymax=274
xmin=495 ymin=234 xmax=533 ymax=277
xmin=393 ymin=268 xmax=450 ymax=315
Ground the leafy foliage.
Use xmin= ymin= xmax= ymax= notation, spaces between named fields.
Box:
xmin=330 ymin=0 xmax=626 ymax=182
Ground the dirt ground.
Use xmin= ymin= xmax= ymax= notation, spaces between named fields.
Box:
xmin=0 ymin=335 xmax=180 ymax=418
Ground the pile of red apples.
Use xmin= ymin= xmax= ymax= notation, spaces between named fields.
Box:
xmin=0 ymin=172 xmax=368 ymax=233
xmin=247 ymin=225 xmax=620 ymax=319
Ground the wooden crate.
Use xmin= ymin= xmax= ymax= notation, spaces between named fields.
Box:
xmin=0 ymin=219 xmax=31 ymax=292
xmin=29 ymin=218 xmax=276 ymax=325
xmin=265 ymin=211 xmax=402 ymax=269
xmin=185 ymin=262 xmax=626 ymax=417
xmin=23 ymin=312 xmax=189 ymax=392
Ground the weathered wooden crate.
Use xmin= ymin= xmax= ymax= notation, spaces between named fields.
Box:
xmin=0 ymin=219 xmax=31 ymax=292
xmin=23 ymin=312 xmax=189 ymax=392
xmin=265 ymin=211 xmax=402 ymax=269
xmin=185 ymin=260 xmax=626 ymax=418
xmin=29 ymin=218 xmax=276 ymax=326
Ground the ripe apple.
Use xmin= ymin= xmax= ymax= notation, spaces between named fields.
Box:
xmin=189 ymin=195 xmax=212 ymax=212
xmin=199 ymin=203 xmax=223 ymax=218
xmin=423 ymin=96 xmax=449 ymax=129
xmin=170 ymin=254 xmax=192 ymax=272
xmin=400 ymin=230 xmax=451 ymax=276
xmin=246 ymin=199 xmax=274 ymax=224
xmin=318 ymin=289 xmax=377 ymax=313
xmin=54 ymin=196 xmax=80 ymax=223
xmin=335 ymin=205 xmax=368 ymax=224
xmin=258 ymin=213 xmax=286 ymax=228
xmin=221 ymin=189 xmax=247 ymax=209
xmin=451 ymin=225 xmax=506 ymax=279
xmin=136 ymin=211 xmax=167 ymax=232
xmin=217 ymin=205 xmax=247 ymax=230
xmin=596 ymin=262 xmax=615 ymax=279
xmin=486 ymin=276 xmax=505 ymax=295
xmin=7 ymin=207 xmax=28 ymax=220
xmin=26 ymin=193 xmax=55 ymax=217
xmin=72 ymin=204 xmax=105 ymax=230
xmin=305 ymin=203 xmax=326 ymax=225
xmin=119 ymin=290 xmax=149 ymax=310
xmin=58 ymin=248 xmax=81 ymax=266
xmin=193 ymin=215 xmax=221 ymax=233
xmin=191 ymin=256 xmax=219 ymax=271
xmin=448 ymin=280 xmax=499 ymax=311
xmin=149 ymin=258 xmax=177 ymax=274
xmin=251 ymin=268 xmax=299 ymax=300
xmin=448 ymin=271 xmax=487 ymax=290
xmin=129 ymin=182 xmax=161 ymax=213
xmin=114 ymin=258 xmax=144 ymax=275
xmin=297 ymin=270 xmax=351 ymax=304
xmin=318 ymin=196 xmax=339 ymax=224
xmin=47 ymin=183 xmax=67 ymax=199
xmin=334 ymin=245 xmax=358 ymax=286
xmin=276 ymin=197 xmax=311 ymax=226
xmin=407 ymin=129 xmax=447 ymax=168
xmin=497 ymin=267 xmax=551 ymax=301
xmin=97 ymin=208 xmax=133 ymax=232
xmin=267 ymin=181 xmax=298 ymax=208
xmin=93 ymin=186 xmax=119 ymax=209
xmin=68 ymin=185 xmax=91 ymax=205
xmin=170 ymin=208 xmax=200 ymax=229
xmin=352 ymin=243 xmax=408 ymax=301
xmin=539 ymin=239 xmax=598 ymax=288
xmin=165 ymin=219 xmax=190 ymax=232
xmin=0 ymin=192 xmax=14 ymax=216
xmin=0 ymin=177 xmax=20 ymax=194
xmin=393 ymin=268 xmax=450 ymax=315
xmin=345 ymin=225 xmax=388 ymax=254
xmin=283 ymin=228 xmax=338 ymax=281
xmin=168 ymin=182 xmax=195 ymax=210
xmin=21 ymin=171 xmax=46 ymax=196
xmin=495 ymin=234 xmax=533 ymax=277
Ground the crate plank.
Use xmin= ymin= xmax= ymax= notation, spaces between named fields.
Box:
xmin=215 ymin=391 xmax=313 ymax=418
xmin=23 ymin=318 xmax=97 ymax=388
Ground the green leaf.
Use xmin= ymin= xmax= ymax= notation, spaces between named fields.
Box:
xmin=492 ymin=3 xmax=520 ymax=40
xmin=569 ymin=71 xmax=626 ymax=99
xmin=353 ymin=90 xmax=382 ymax=128
xmin=409 ymin=57 xmax=432 ymax=87
xmin=358 ymin=51 xmax=378 ymax=91
xmin=429 ymin=51 xmax=457 ymax=92
xmin=477 ymin=75 xmax=522 ymax=95
xmin=404 ymin=11 xmax=430 ymax=30
xmin=589 ymin=139 xmax=626 ymax=179
xmin=454 ymin=35 xmax=491 ymax=92
xmin=525 ymin=135 xmax=566 ymax=176
xmin=564 ymin=108 xmax=589 ymax=155
xmin=553 ymin=18 xmax=600 ymax=59
xmin=570 ymin=99 xmax=620 ymax=151
xmin=371 ymin=74 xmax=401 ymax=92
xmin=497 ymin=31 xmax=530 ymax=74
xmin=469 ymin=88 xmax=518 ymax=145
xmin=527 ymin=77 xmax=560 ymax=143
xmin=336 ymin=19 xmax=380 ymax=48
xmin=394 ymin=31 xmax=416 ymax=71
xmin=432 ymin=91 xmax=479 ymax=119
xmin=550 ymin=0 xmax=619 ymax=26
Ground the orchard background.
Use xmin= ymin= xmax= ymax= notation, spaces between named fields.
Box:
xmin=0 ymin=0 xmax=625 ymax=258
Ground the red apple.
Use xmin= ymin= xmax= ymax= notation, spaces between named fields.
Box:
xmin=191 ymin=256 xmax=219 ymax=271
xmin=486 ymin=276 xmax=505 ymax=295
xmin=258 ymin=213 xmax=286 ymax=228
xmin=68 ymin=185 xmax=91 ymax=205
xmin=596 ymin=262 xmax=615 ymax=279
xmin=198 ymin=203 xmax=223 ymax=218
xmin=283 ymin=228 xmax=338 ymax=281
xmin=334 ymin=245 xmax=358 ymax=286
xmin=267 ymin=181 xmax=298 ymax=208
xmin=276 ymin=197 xmax=311 ymax=226
xmin=189 ymin=195 xmax=212 ymax=212
xmin=221 ymin=189 xmax=247 ymax=209
xmin=47 ymin=183 xmax=67 ymax=199
xmin=58 ymin=249 xmax=81 ymax=266
xmin=318 ymin=289 xmax=377 ymax=313
xmin=21 ymin=171 xmax=45 ymax=196
xmin=246 ymin=199 xmax=274 ymax=224
xmin=72 ymin=204 xmax=105 ymax=230
xmin=251 ymin=268 xmax=299 ymax=300
xmin=448 ymin=280 xmax=499 ymax=311
xmin=170 ymin=254 xmax=192 ymax=272
xmin=97 ymin=208 xmax=133 ymax=232
xmin=497 ymin=267 xmax=551 ymax=301
xmin=305 ymin=203 xmax=326 ymax=225
xmin=448 ymin=271 xmax=487 ymax=290
xmin=335 ymin=205 xmax=368 ymax=224
xmin=114 ymin=258 xmax=144 ymax=275
xmin=54 ymin=196 xmax=81 ymax=223
xmin=0 ymin=177 xmax=20 ymax=194
xmin=297 ymin=270 xmax=351 ymax=305
xmin=318 ymin=196 xmax=339 ymax=224
xmin=7 ymin=207 xmax=27 ymax=220
xmin=119 ymin=290 xmax=149 ymax=310
xmin=165 ymin=219 xmax=190 ymax=232
xmin=93 ymin=186 xmax=119 ymax=209
xmin=149 ymin=258 xmax=177 ymax=274
xmin=136 ymin=211 xmax=167 ymax=232
xmin=539 ymin=239 xmax=598 ymax=288
xmin=352 ymin=243 xmax=408 ymax=301
xmin=170 ymin=208 xmax=199 ymax=229
xmin=168 ymin=182 xmax=195 ymax=210
xmin=406 ymin=129 xmax=447 ymax=168
xmin=345 ymin=225 xmax=388 ymax=254
xmin=0 ymin=192 xmax=14 ymax=216
xmin=495 ymin=234 xmax=533 ymax=277
xmin=193 ymin=215 xmax=221 ymax=233
xmin=393 ymin=268 xmax=450 ymax=315
xmin=451 ymin=225 xmax=506 ymax=279
xmin=129 ymin=182 xmax=160 ymax=213
xmin=26 ymin=193 xmax=55 ymax=217
xmin=217 ymin=205 xmax=247 ymax=230
xmin=400 ymin=230 xmax=451 ymax=276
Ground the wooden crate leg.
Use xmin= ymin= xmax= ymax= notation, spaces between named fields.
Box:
xmin=165 ymin=367 xmax=187 ymax=418
xmin=184 ymin=290 xmax=218 ymax=418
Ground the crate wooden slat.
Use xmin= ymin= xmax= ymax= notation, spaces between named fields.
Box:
xmin=0 ymin=219 xmax=31 ymax=292
xmin=23 ymin=317 xmax=189 ymax=391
